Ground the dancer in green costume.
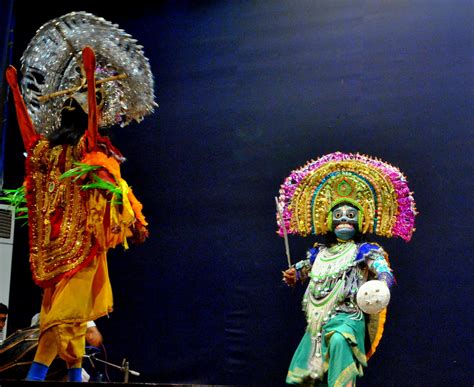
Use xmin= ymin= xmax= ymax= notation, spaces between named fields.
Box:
xmin=276 ymin=152 xmax=417 ymax=387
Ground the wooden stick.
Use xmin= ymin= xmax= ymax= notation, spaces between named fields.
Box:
xmin=37 ymin=73 xmax=128 ymax=103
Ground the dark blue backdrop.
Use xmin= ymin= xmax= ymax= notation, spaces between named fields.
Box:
xmin=2 ymin=1 xmax=473 ymax=385
xmin=0 ymin=0 xmax=14 ymax=189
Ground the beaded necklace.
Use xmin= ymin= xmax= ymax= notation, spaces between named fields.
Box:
xmin=307 ymin=241 xmax=357 ymax=299
xmin=302 ymin=241 xmax=358 ymax=380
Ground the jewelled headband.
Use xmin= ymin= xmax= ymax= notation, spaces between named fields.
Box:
xmin=276 ymin=152 xmax=417 ymax=241
xmin=20 ymin=11 xmax=156 ymax=137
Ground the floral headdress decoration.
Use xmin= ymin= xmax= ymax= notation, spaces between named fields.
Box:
xmin=276 ymin=152 xmax=417 ymax=241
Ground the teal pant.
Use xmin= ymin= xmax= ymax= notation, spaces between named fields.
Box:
xmin=286 ymin=313 xmax=366 ymax=387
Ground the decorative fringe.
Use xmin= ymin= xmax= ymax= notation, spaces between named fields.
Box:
xmin=76 ymin=151 xmax=148 ymax=250
xmin=305 ymin=275 xmax=346 ymax=380
xmin=309 ymin=333 xmax=324 ymax=380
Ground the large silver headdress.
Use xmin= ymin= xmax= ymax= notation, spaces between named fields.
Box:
xmin=20 ymin=11 xmax=156 ymax=136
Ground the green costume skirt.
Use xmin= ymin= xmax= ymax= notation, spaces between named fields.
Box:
xmin=286 ymin=313 xmax=367 ymax=387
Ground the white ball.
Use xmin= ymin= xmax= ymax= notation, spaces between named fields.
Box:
xmin=356 ymin=280 xmax=391 ymax=314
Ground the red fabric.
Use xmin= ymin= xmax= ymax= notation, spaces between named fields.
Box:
xmin=23 ymin=137 xmax=98 ymax=289
xmin=49 ymin=208 xmax=64 ymax=240
xmin=82 ymin=47 xmax=99 ymax=152
xmin=97 ymin=134 xmax=124 ymax=160
xmin=5 ymin=66 xmax=38 ymax=149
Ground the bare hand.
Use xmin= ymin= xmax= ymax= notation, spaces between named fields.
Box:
xmin=129 ymin=222 xmax=149 ymax=245
xmin=282 ymin=268 xmax=297 ymax=287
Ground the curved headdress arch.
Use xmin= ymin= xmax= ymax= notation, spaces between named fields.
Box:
xmin=20 ymin=11 xmax=156 ymax=137
xmin=276 ymin=152 xmax=417 ymax=241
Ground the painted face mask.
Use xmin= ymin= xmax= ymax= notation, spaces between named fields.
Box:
xmin=332 ymin=204 xmax=358 ymax=240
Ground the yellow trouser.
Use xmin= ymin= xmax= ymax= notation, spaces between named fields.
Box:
xmin=34 ymin=322 xmax=87 ymax=369
xmin=34 ymin=253 xmax=112 ymax=370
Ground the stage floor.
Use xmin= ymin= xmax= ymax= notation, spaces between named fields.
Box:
xmin=0 ymin=381 xmax=237 ymax=387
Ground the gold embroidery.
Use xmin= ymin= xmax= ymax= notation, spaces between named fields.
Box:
xmin=333 ymin=363 xmax=359 ymax=387
xmin=28 ymin=138 xmax=94 ymax=285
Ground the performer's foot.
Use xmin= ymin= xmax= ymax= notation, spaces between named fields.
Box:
xmin=67 ymin=367 xmax=83 ymax=382
xmin=25 ymin=361 xmax=48 ymax=381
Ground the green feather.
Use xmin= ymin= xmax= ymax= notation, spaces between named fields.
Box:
xmin=60 ymin=162 xmax=101 ymax=182
xmin=61 ymin=162 xmax=122 ymax=199
xmin=0 ymin=186 xmax=28 ymax=224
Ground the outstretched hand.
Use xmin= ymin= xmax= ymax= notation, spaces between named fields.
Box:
xmin=282 ymin=267 xmax=297 ymax=287
xmin=129 ymin=222 xmax=149 ymax=245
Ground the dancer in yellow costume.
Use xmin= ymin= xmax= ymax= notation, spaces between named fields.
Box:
xmin=4 ymin=12 xmax=155 ymax=382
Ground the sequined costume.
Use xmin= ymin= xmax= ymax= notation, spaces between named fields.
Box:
xmin=277 ymin=152 xmax=417 ymax=386
xmin=5 ymin=12 xmax=155 ymax=382
xmin=286 ymin=241 xmax=392 ymax=385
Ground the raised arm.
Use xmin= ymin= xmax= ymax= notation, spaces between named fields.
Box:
xmin=82 ymin=46 xmax=99 ymax=152
xmin=5 ymin=66 xmax=37 ymax=149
